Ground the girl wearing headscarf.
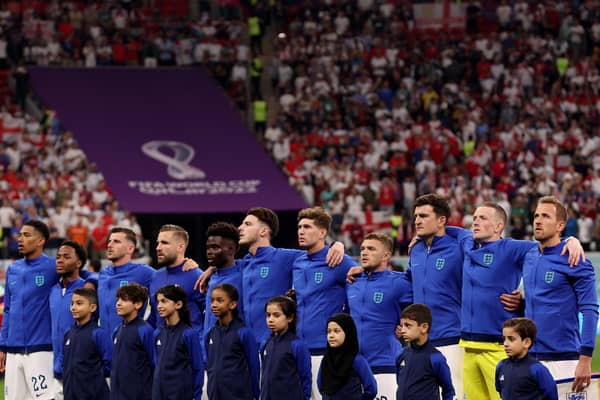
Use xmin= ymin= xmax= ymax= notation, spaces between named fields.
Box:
xmin=317 ymin=313 xmax=377 ymax=400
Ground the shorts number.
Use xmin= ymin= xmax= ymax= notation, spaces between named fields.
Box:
xmin=31 ymin=375 xmax=47 ymax=392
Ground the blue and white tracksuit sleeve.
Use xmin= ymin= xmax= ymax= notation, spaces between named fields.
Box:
xmin=93 ymin=327 xmax=112 ymax=377
xmin=292 ymin=338 xmax=313 ymax=400
xmin=183 ymin=329 xmax=206 ymax=400
xmin=139 ymin=325 xmax=156 ymax=369
xmin=239 ymin=327 xmax=260 ymax=400
xmin=531 ymin=363 xmax=558 ymax=400
xmin=354 ymin=355 xmax=378 ymax=400
xmin=0 ymin=268 xmax=12 ymax=350
xmin=571 ymin=260 xmax=599 ymax=356
xmin=430 ymin=351 xmax=455 ymax=400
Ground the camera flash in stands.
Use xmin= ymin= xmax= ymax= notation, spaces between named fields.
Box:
xmin=278 ymin=32 xmax=286 ymax=39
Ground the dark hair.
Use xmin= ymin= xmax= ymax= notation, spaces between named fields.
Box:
xmin=247 ymin=207 xmax=279 ymax=239
xmin=73 ymin=287 xmax=98 ymax=305
xmin=59 ymin=240 xmax=88 ymax=269
xmin=413 ymin=194 xmax=451 ymax=222
xmin=298 ymin=207 xmax=332 ymax=231
xmin=364 ymin=233 xmax=393 ymax=252
xmin=110 ymin=227 xmax=137 ymax=247
xmin=478 ymin=202 xmax=508 ymax=226
xmin=401 ymin=303 xmax=432 ymax=333
xmin=159 ymin=224 xmax=189 ymax=246
xmin=155 ymin=284 xmax=191 ymax=326
xmin=503 ymin=317 xmax=537 ymax=343
xmin=212 ymin=283 xmax=239 ymax=317
xmin=24 ymin=220 xmax=49 ymax=242
xmin=206 ymin=222 xmax=240 ymax=249
xmin=116 ymin=282 xmax=148 ymax=306
xmin=89 ymin=259 xmax=101 ymax=273
xmin=265 ymin=296 xmax=297 ymax=334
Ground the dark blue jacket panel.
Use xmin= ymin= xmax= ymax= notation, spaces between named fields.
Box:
xmin=62 ymin=319 xmax=111 ymax=400
xmin=396 ymin=341 xmax=455 ymax=400
xmin=260 ymin=330 xmax=312 ymax=400
xmin=50 ymin=278 xmax=86 ymax=378
xmin=495 ymin=355 xmax=558 ymax=400
xmin=206 ymin=318 xmax=260 ymax=400
xmin=152 ymin=322 xmax=204 ymax=400
xmin=110 ymin=316 xmax=155 ymax=400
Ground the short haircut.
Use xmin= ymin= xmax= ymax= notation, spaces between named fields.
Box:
xmin=537 ymin=196 xmax=567 ymax=222
xmin=247 ymin=207 xmax=279 ymax=239
xmin=109 ymin=227 xmax=137 ymax=247
xmin=298 ymin=207 xmax=332 ymax=231
xmin=364 ymin=232 xmax=393 ymax=252
xmin=116 ymin=282 xmax=148 ymax=304
xmin=59 ymin=240 xmax=88 ymax=268
xmin=478 ymin=202 xmax=508 ymax=225
xmin=24 ymin=220 xmax=49 ymax=242
xmin=206 ymin=222 xmax=239 ymax=248
xmin=401 ymin=303 xmax=432 ymax=332
xmin=73 ymin=288 xmax=98 ymax=305
xmin=159 ymin=224 xmax=189 ymax=246
xmin=413 ymin=193 xmax=451 ymax=222
xmin=503 ymin=317 xmax=537 ymax=343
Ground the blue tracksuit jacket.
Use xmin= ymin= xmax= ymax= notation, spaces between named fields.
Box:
xmin=62 ymin=319 xmax=111 ymax=400
xmin=149 ymin=262 xmax=203 ymax=330
xmin=205 ymin=317 xmax=260 ymax=400
xmin=50 ymin=277 xmax=85 ymax=378
xmin=241 ymin=246 xmax=303 ymax=344
xmin=260 ymin=330 xmax=312 ymax=400
xmin=458 ymin=233 xmax=535 ymax=342
xmin=0 ymin=254 xmax=58 ymax=353
xmin=408 ymin=231 xmax=468 ymax=345
xmin=523 ymin=243 xmax=598 ymax=359
xmin=111 ymin=316 xmax=155 ymax=400
xmin=293 ymin=246 xmax=356 ymax=353
xmin=204 ymin=261 xmax=245 ymax=339
xmin=317 ymin=354 xmax=377 ymax=400
xmin=98 ymin=262 xmax=155 ymax=335
xmin=346 ymin=270 xmax=411 ymax=371
xmin=153 ymin=322 xmax=204 ymax=400
xmin=396 ymin=340 xmax=455 ymax=400
xmin=495 ymin=354 xmax=558 ymax=400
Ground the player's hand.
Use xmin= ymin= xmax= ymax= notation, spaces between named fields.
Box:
xmin=407 ymin=236 xmax=418 ymax=256
xmin=561 ymin=237 xmax=585 ymax=267
xmin=346 ymin=266 xmax=364 ymax=284
xmin=500 ymin=290 xmax=522 ymax=311
xmin=0 ymin=352 xmax=5 ymax=372
xmin=326 ymin=242 xmax=345 ymax=267
xmin=182 ymin=258 xmax=199 ymax=271
xmin=395 ymin=324 xmax=402 ymax=340
xmin=572 ymin=355 xmax=592 ymax=392
xmin=194 ymin=266 xmax=216 ymax=293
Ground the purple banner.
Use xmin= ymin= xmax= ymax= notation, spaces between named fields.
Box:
xmin=30 ymin=68 xmax=306 ymax=213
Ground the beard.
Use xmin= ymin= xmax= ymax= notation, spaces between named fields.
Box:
xmin=157 ymin=253 xmax=178 ymax=267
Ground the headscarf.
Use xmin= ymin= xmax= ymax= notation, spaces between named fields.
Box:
xmin=320 ymin=313 xmax=359 ymax=395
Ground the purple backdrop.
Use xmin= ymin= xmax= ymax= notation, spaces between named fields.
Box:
xmin=29 ymin=68 xmax=306 ymax=213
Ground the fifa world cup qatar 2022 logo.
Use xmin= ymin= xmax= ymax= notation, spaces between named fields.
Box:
xmin=130 ymin=140 xmax=261 ymax=196
xmin=141 ymin=140 xmax=206 ymax=180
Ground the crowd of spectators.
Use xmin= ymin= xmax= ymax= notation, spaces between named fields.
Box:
xmin=0 ymin=109 xmax=144 ymax=260
xmin=261 ymin=0 xmax=600 ymax=251
xmin=0 ymin=0 xmax=251 ymax=115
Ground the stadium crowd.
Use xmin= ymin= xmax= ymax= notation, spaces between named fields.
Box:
xmin=261 ymin=0 xmax=600 ymax=251
xmin=0 ymin=0 xmax=250 ymax=114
